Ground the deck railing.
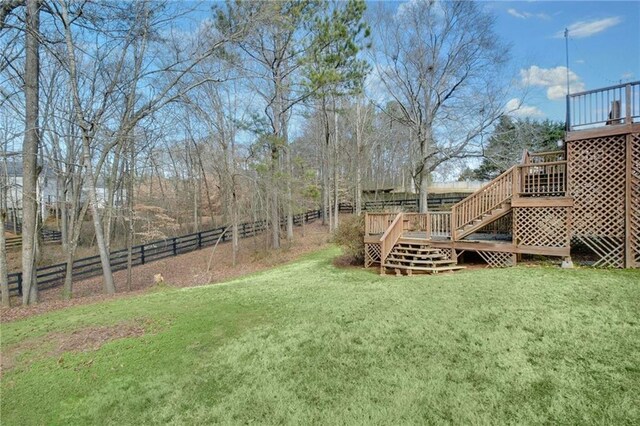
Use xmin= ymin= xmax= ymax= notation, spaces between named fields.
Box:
xmin=365 ymin=212 xmax=398 ymax=235
xmin=523 ymin=150 xmax=565 ymax=164
xmin=518 ymin=161 xmax=567 ymax=197
xmin=568 ymin=81 xmax=640 ymax=130
xmin=451 ymin=166 xmax=516 ymax=234
xmin=403 ymin=213 xmax=429 ymax=233
xmin=428 ymin=212 xmax=451 ymax=238
xmin=379 ymin=213 xmax=404 ymax=273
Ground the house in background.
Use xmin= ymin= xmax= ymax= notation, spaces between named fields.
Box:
xmin=1 ymin=159 xmax=114 ymax=224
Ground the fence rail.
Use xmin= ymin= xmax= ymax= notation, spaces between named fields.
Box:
xmin=6 ymin=210 xmax=321 ymax=297
xmin=338 ymin=194 xmax=466 ymax=214
xmin=4 ymin=221 xmax=62 ymax=249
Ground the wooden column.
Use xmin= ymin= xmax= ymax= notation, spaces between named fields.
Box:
xmin=626 ymin=133 xmax=633 ymax=268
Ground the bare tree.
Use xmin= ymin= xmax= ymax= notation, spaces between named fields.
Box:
xmin=372 ymin=1 xmax=510 ymax=212
xmin=50 ymin=0 xmax=254 ymax=294
xmin=21 ymin=0 xmax=41 ymax=305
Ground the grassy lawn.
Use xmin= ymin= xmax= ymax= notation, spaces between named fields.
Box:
xmin=1 ymin=247 xmax=639 ymax=425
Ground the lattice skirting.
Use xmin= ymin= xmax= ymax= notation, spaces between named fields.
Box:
xmin=365 ymin=243 xmax=381 ymax=268
xmin=569 ymin=135 xmax=626 ymax=268
xmin=574 ymin=235 xmax=625 ymax=268
xmin=513 ymin=207 xmax=569 ymax=248
xmin=476 ymin=251 xmax=516 ymax=268
xmin=437 ymin=248 xmax=453 ymax=261
xmin=631 ymin=133 xmax=640 ymax=267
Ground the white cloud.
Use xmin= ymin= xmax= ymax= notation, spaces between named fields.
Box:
xmin=575 ymin=59 xmax=585 ymax=64
xmin=507 ymin=8 xmax=527 ymax=19
xmin=507 ymin=8 xmax=549 ymax=20
xmin=555 ymin=17 xmax=621 ymax=38
xmin=520 ymin=66 xmax=585 ymax=100
xmin=622 ymin=72 xmax=634 ymax=81
xmin=505 ymin=98 xmax=545 ymax=118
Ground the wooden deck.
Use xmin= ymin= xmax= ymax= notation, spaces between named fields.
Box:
xmin=365 ymin=81 xmax=639 ymax=271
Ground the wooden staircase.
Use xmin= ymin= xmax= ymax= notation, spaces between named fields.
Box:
xmin=451 ymin=166 xmax=516 ymax=240
xmin=455 ymin=201 xmax=512 ymax=240
xmin=382 ymin=238 xmax=465 ymax=276
xmin=451 ymin=151 xmax=567 ymax=240
xmin=366 ymin=149 xmax=570 ymax=274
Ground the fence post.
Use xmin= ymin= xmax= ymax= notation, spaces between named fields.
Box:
xmin=172 ymin=238 xmax=177 ymax=256
xmin=242 ymin=223 xmax=247 ymax=238
xmin=17 ymin=273 xmax=23 ymax=296
xmin=140 ymin=245 xmax=145 ymax=265
xmin=198 ymin=232 xmax=202 ymax=249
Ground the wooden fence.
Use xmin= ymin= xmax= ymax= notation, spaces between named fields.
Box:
xmin=4 ymin=221 xmax=62 ymax=249
xmin=6 ymin=210 xmax=321 ymax=297
xmin=338 ymin=195 xmax=466 ymax=214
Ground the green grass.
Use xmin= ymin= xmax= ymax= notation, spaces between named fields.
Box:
xmin=1 ymin=247 xmax=639 ymax=425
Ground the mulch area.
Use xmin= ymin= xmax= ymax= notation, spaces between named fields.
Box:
xmin=1 ymin=222 xmax=332 ymax=323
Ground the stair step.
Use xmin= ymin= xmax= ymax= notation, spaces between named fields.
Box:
xmin=382 ymin=264 xmax=466 ymax=273
xmin=393 ymin=246 xmax=440 ymax=253
xmin=390 ymin=251 xmax=446 ymax=258
xmin=386 ymin=257 xmax=455 ymax=265
xmin=390 ymin=255 xmax=446 ymax=262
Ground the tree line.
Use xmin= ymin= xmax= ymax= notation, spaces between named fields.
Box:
xmin=1 ymin=0 xmax=552 ymax=306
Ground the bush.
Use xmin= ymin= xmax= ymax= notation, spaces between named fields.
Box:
xmin=333 ymin=215 xmax=365 ymax=265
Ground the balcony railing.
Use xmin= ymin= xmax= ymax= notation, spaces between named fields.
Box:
xmin=567 ymin=81 xmax=640 ymax=131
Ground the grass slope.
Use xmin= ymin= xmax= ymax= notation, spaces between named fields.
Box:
xmin=1 ymin=247 xmax=639 ymax=425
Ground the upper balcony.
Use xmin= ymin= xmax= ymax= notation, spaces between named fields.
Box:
xmin=567 ymin=81 xmax=640 ymax=139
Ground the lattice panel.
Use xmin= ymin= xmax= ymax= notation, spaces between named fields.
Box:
xmin=365 ymin=243 xmax=381 ymax=268
xmin=568 ymin=135 xmax=626 ymax=267
xmin=576 ymin=235 xmax=624 ymax=268
xmin=631 ymin=134 xmax=640 ymax=267
xmin=513 ymin=207 xmax=569 ymax=248
xmin=437 ymin=248 xmax=453 ymax=261
xmin=477 ymin=251 xmax=515 ymax=268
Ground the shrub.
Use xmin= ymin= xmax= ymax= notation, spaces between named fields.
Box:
xmin=333 ymin=215 xmax=365 ymax=265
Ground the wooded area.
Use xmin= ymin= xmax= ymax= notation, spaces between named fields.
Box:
xmin=1 ymin=0 xmax=543 ymax=305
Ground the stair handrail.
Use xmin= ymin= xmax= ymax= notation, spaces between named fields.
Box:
xmin=379 ymin=212 xmax=404 ymax=274
xmin=451 ymin=165 xmax=516 ymax=234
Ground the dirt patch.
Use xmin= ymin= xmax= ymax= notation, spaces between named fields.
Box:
xmin=1 ymin=322 xmax=147 ymax=375
xmin=332 ymin=254 xmax=363 ymax=269
xmin=1 ymin=222 xmax=332 ymax=322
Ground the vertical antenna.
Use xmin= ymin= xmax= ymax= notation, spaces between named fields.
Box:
xmin=564 ymin=28 xmax=570 ymax=131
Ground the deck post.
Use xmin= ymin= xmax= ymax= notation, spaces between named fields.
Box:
xmin=625 ymin=133 xmax=633 ymax=267
xmin=625 ymin=84 xmax=632 ymax=124
xmin=451 ymin=208 xmax=456 ymax=241
xmin=364 ymin=212 xmax=369 ymax=236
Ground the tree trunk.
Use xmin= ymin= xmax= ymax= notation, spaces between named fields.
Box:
xmin=284 ymin=123 xmax=294 ymax=242
xmin=0 ymin=211 xmax=10 ymax=307
xmin=355 ymin=100 xmax=362 ymax=216
xmin=21 ymin=0 xmax=40 ymax=305
xmin=333 ymin=99 xmax=339 ymax=231
xmin=270 ymin=148 xmax=280 ymax=249
xmin=62 ymin=242 xmax=76 ymax=299
xmin=82 ymin=137 xmax=116 ymax=294
xmin=321 ymin=99 xmax=331 ymax=227
xmin=126 ymin=132 xmax=135 ymax=292
xmin=418 ymin=130 xmax=430 ymax=214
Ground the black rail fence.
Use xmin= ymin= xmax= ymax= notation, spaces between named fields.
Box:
xmin=5 ymin=221 xmax=63 ymax=249
xmin=338 ymin=195 xmax=467 ymax=214
xmin=6 ymin=209 xmax=322 ymax=297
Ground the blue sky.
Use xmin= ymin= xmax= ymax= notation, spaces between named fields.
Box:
xmin=484 ymin=0 xmax=640 ymax=121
